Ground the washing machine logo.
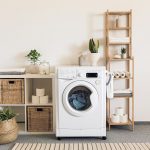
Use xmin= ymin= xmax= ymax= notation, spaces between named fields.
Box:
xmin=68 ymin=86 xmax=92 ymax=111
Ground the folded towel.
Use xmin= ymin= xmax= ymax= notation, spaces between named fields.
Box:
xmin=114 ymin=89 xmax=132 ymax=94
xmin=0 ymin=68 xmax=25 ymax=75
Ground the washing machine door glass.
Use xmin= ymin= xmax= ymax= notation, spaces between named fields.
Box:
xmin=68 ymin=86 xmax=91 ymax=111
xmin=63 ymin=80 xmax=98 ymax=117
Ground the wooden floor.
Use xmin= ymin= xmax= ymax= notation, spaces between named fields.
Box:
xmin=12 ymin=143 xmax=150 ymax=150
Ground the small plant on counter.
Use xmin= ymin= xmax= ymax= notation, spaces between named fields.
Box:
xmin=89 ymin=38 xmax=100 ymax=53
xmin=26 ymin=49 xmax=41 ymax=64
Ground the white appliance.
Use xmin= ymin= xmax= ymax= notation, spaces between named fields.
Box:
xmin=55 ymin=66 xmax=106 ymax=139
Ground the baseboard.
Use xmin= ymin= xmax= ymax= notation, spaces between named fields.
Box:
xmin=135 ymin=121 xmax=150 ymax=125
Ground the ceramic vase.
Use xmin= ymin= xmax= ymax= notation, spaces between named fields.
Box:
xmin=28 ymin=64 xmax=39 ymax=74
xmin=89 ymin=53 xmax=101 ymax=66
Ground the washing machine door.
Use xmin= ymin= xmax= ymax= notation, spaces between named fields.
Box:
xmin=63 ymin=80 xmax=98 ymax=117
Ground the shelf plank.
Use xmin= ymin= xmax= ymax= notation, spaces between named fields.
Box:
xmin=108 ymin=27 xmax=130 ymax=30
xmin=108 ymin=42 xmax=130 ymax=45
xmin=0 ymin=104 xmax=25 ymax=106
xmin=113 ymin=95 xmax=132 ymax=98
xmin=0 ymin=73 xmax=55 ymax=79
xmin=107 ymin=57 xmax=134 ymax=61
xmin=26 ymin=102 xmax=53 ymax=106
xmin=107 ymin=11 xmax=131 ymax=15
xmin=114 ymin=77 xmax=133 ymax=80
xmin=107 ymin=119 xmax=132 ymax=125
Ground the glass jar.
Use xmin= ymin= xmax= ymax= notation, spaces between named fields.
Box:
xmin=39 ymin=61 xmax=50 ymax=75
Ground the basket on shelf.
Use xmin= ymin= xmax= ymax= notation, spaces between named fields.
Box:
xmin=27 ymin=106 xmax=53 ymax=132
xmin=0 ymin=117 xmax=18 ymax=144
xmin=0 ymin=79 xmax=24 ymax=104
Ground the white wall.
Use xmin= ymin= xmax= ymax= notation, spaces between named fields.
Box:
xmin=0 ymin=0 xmax=150 ymax=121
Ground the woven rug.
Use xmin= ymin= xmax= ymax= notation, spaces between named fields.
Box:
xmin=11 ymin=143 xmax=150 ymax=150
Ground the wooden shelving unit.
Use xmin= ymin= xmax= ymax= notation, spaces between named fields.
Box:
xmin=0 ymin=74 xmax=55 ymax=134
xmin=105 ymin=10 xmax=134 ymax=131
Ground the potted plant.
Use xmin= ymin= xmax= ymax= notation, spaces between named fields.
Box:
xmin=26 ymin=49 xmax=41 ymax=74
xmin=121 ymin=47 xmax=127 ymax=58
xmin=0 ymin=108 xmax=18 ymax=144
xmin=89 ymin=38 xmax=100 ymax=66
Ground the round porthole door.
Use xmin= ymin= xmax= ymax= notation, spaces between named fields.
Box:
xmin=63 ymin=80 xmax=98 ymax=117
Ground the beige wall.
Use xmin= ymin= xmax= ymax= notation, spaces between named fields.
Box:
xmin=0 ymin=0 xmax=150 ymax=121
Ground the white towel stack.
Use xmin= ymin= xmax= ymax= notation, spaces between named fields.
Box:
xmin=32 ymin=88 xmax=49 ymax=104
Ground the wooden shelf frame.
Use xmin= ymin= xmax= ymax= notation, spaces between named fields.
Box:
xmin=0 ymin=74 xmax=55 ymax=135
xmin=105 ymin=10 xmax=134 ymax=131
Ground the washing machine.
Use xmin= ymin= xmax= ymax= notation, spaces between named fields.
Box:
xmin=55 ymin=66 xmax=106 ymax=139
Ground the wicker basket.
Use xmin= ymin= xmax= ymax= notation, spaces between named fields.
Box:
xmin=27 ymin=106 xmax=53 ymax=132
xmin=0 ymin=117 xmax=18 ymax=144
xmin=0 ymin=79 xmax=24 ymax=104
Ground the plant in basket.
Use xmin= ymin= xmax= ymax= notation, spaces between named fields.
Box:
xmin=0 ymin=107 xmax=18 ymax=144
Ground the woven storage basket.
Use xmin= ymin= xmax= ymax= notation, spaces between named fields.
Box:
xmin=0 ymin=79 xmax=24 ymax=104
xmin=0 ymin=117 xmax=18 ymax=144
xmin=27 ymin=106 xmax=53 ymax=132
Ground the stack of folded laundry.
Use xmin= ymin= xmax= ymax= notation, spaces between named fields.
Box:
xmin=0 ymin=68 xmax=25 ymax=75
xmin=114 ymin=88 xmax=132 ymax=97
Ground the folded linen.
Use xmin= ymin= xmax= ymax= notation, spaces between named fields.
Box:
xmin=0 ymin=68 xmax=25 ymax=75
xmin=114 ymin=89 xmax=132 ymax=94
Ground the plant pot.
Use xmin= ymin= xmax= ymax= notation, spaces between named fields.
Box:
xmin=89 ymin=53 xmax=101 ymax=66
xmin=0 ymin=117 xmax=18 ymax=144
xmin=28 ymin=64 xmax=39 ymax=74
xmin=121 ymin=54 xmax=127 ymax=59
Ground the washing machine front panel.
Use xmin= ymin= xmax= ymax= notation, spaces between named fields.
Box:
xmin=63 ymin=80 xmax=99 ymax=117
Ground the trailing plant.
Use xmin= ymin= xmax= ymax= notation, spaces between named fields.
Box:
xmin=26 ymin=49 xmax=41 ymax=64
xmin=0 ymin=107 xmax=16 ymax=121
xmin=89 ymin=38 xmax=100 ymax=53
xmin=121 ymin=47 xmax=126 ymax=54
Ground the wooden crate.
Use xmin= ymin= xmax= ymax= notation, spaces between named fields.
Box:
xmin=27 ymin=106 xmax=53 ymax=132
xmin=0 ymin=79 xmax=24 ymax=104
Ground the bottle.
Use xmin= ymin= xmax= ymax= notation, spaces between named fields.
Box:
xmin=39 ymin=61 xmax=50 ymax=75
